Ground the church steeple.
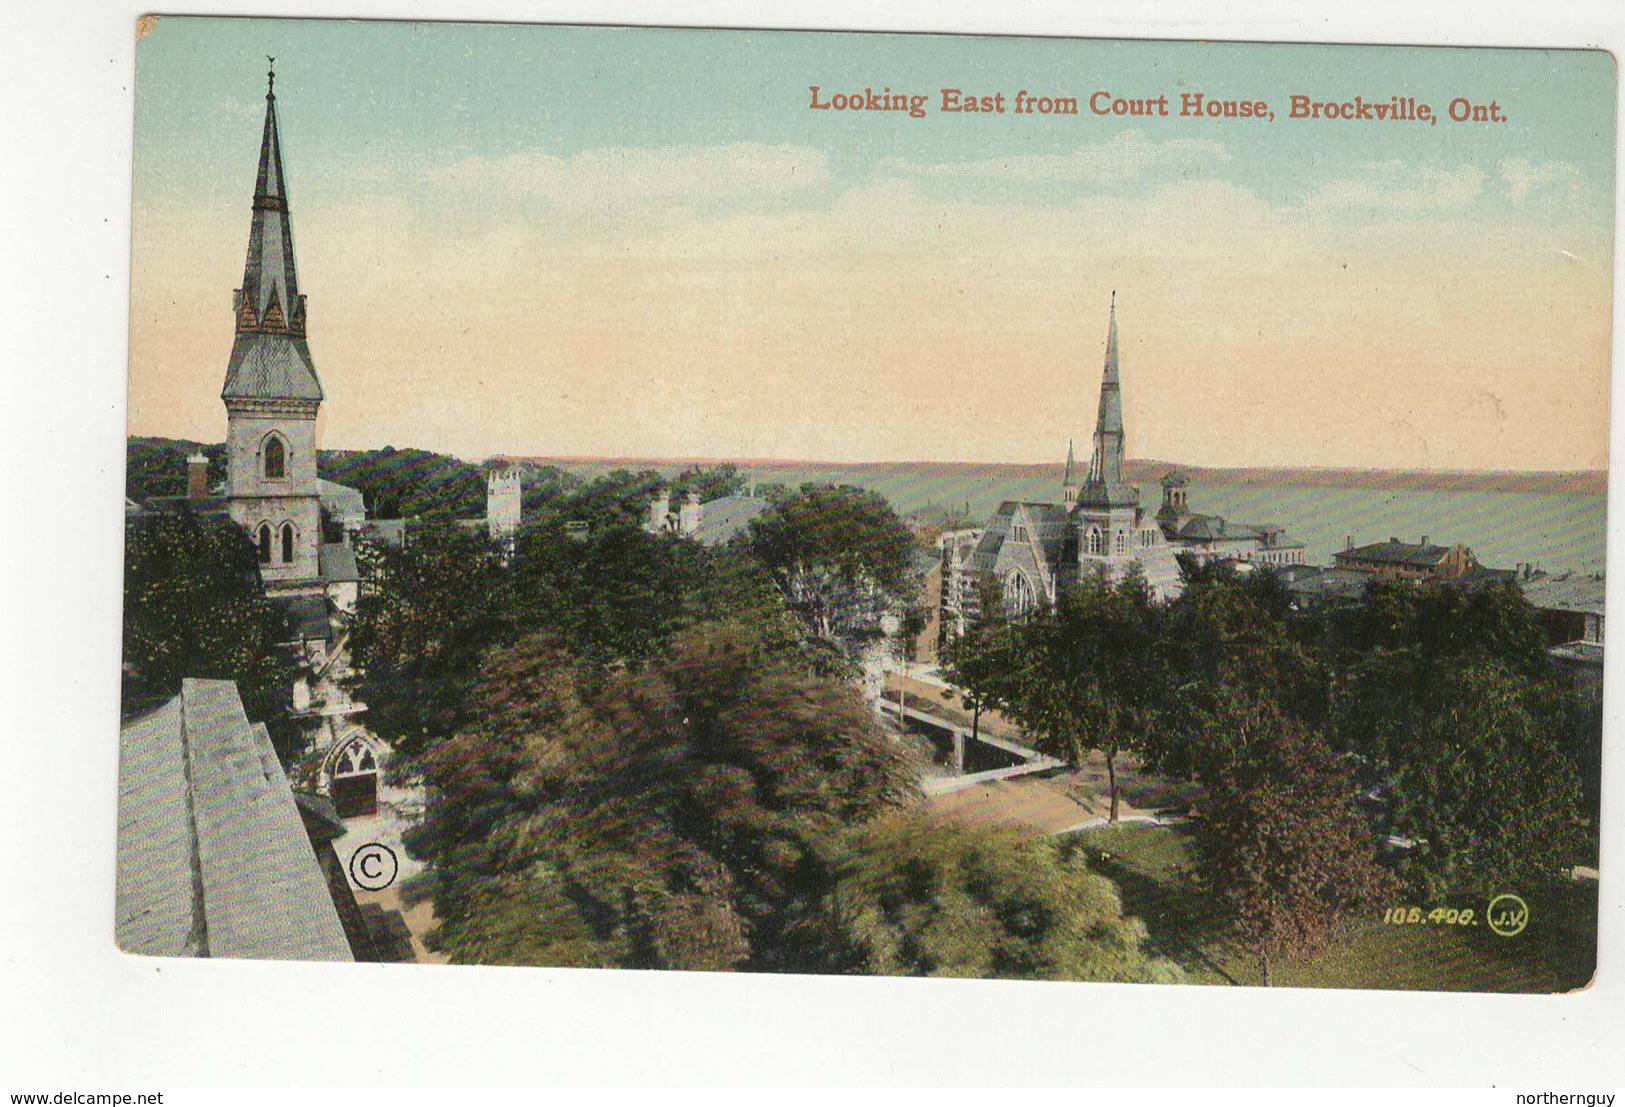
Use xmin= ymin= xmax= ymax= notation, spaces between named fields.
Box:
xmin=221 ymin=63 xmax=325 ymax=596
xmin=1062 ymin=437 xmax=1079 ymax=507
xmin=1087 ymin=293 xmax=1124 ymax=486
xmin=222 ymin=60 xmax=323 ymax=403
xmin=1078 ymin=293 xmax=1136 ymax=509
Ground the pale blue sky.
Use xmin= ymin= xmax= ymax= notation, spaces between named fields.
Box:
xmin=130 ymin=17 xmax=1617 ymax=469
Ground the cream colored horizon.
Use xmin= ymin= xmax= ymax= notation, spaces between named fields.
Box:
xmin=129 ymin=134 xmax=1614 ymax=474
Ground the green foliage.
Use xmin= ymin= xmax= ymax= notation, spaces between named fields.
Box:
xmin=122 ymin=510 xmax=299 ymax=750
xmin=1321 ymin=580 xmax=1588 ymax=895
xmin=1188 ymin=695 xmax=1394 ymax=984
xmin=745 ymin=484 xmax=915 ymax=654
xmin=786 ymin=812 xmax=1184 ymax=982
xmin=1151 ymin=569 xmax=1327 ymax=780
xmin=126 ymin=436 xmax=225 ymax=502
xmin=952 ymin=574 xmax=1166 ymax=819
xmin=318 ymin=445 xmax=485 ymax=519
xmin=414 ymin=622 xmax=921 ymax=971
xmin=344 ymin=521 xmax=514 ymax=762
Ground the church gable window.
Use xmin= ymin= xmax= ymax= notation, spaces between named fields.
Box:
xmin=1004 ymin=570 xmax=1037 ymax=616
xmin=280 ymin=522 xmax=295 ymax=564
xmin=1011 ymin=523 xmax=1031 ymax=544
xmin=263 ymin=435 xmax=286 ymax=480
xmin=256 ymin=524 xmax=272 ymax=564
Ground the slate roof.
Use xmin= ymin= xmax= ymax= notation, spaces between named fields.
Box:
xmin=319 ymin=542 xmax=360 ymax=584
xmin=222 ymin=333 xmax=323 ymax=403
xmin=319 ymin=479 xmax=366 ymax=520
xmin=691 ymin=495 xmax=772 ymax=548
xmin=278 ymin=593 xmax=333 ymax=643
xmin=1281 ymin=567 xmax=1376 ymax=605
xmin=115 ymin=679 xmax=353 ymax=961
xmin=1337 ymin=539 xmax=1453 ymax=567
xmin=1520 ymin=572 xmax=1607 ymax=616
xmin=354 ymin=519 xmax=406 ymax=548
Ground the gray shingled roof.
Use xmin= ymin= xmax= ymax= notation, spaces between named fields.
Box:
xmin=319 ymin=479 xmax=366 ymax=519
xmin=115 ymin=679 xmax=353 ymax=961
xmin=319 ymin=542 xmax=360 ymax=584
xmin=1338 ymin=539 xmax=1452 ymax=567
xmin=691 ymin=495 xmax=771 ymax=548
xmin=222 ymin=333 xmax=323 ymax=402
xmin=1520 ymin=572 xmax=1607 ymax=616
xmin=278 ymin=593 xmax=333 ymax=643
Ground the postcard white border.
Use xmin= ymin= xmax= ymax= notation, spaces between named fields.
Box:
xmin=4 ymin=0 xmax=1622 ymax=1087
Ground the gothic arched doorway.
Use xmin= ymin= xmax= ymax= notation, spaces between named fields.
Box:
xmin=327 ymin=734 xmax=380 ymax=819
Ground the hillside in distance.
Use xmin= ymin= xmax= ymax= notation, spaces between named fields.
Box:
xmin=527 ymin=455 xmax=1608 ymax=576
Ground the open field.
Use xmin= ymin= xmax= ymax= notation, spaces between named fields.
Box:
xmin=1067 ymin=823 xmax=1598 ymax=993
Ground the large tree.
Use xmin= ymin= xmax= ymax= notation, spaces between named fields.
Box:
xmin=122 ymin=510 xmax=298 ymax=749
xmin=983 ymin=573 xmax=1167 ymax=822
xmin=1191 ymin=694 xmax=1394 ymax=986
xmin=344 ymin=521 xmax=514 ymax=762
xmin=413 ymin=619 xmax=921 ymax=971
xmin=1322 ymin=580 xmax=1589 ymax=896
xmin=745 ymin=484 xmax=915 ymax=661
xmin=785 ymin=811 xmax=1184 ymax=982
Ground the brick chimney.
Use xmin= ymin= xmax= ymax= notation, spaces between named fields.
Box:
xmin=187 ymin=453 xmax=210 ymax=502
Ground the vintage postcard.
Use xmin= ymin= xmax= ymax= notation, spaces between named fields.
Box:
xmin=121 ymin=16 xmax=1610 ymax=991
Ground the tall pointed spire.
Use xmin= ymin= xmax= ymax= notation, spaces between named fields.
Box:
xmin=222 ymin=62 xmax=323 ymax=403
xmin=1086 ymin=293 xmax=1124 ymax=487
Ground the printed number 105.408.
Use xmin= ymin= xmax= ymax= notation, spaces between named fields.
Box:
xmin=1383 ymin=907 xmax=1475 ymax=925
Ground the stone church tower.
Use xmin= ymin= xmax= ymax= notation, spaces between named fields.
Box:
xmin=1073 ymin=296 xmax=1143 ymax=574
xmin=222 ymin=64 xmax=325 ymax=596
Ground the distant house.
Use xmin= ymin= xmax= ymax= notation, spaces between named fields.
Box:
xmin=116 ymin=679 xmax=356 ymax=961
xmin=645 ymin=488 xmax=772 ymax=547
xmin=1334 ymin=536 xmax=1480 ymax=582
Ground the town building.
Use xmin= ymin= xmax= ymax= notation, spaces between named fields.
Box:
xmin=1155 ymin=472 xmax=1305 ymax=567
xmin=646 ymin=487 xmax=772 ymax=546
xmin=1520 ymin=568 xmax=1606 ymax=699
xmin=1332 ymin=536 xmax=1482 ymax=582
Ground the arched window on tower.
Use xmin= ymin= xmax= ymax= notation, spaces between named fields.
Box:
xmin=1115 ymin=529 xmax=1128 ymax=555
xmin=263 ymin=436 xmax=285 ymax=480
xmin=1086 ymin=525 xmax=1103 ymax=556
xmin=256 ymin=524 xmax=272 ymax=565
xmin=281 ymin=523 xmax=295 ymax=564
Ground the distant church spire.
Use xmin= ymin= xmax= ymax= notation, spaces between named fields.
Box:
xmin=222 ymin=63 xmax=323 ymax=403
xmin=1062 ymin=437 xmax=1079 ymax=506
xmin=1085 ymin=294 xmax=1124 ymax=488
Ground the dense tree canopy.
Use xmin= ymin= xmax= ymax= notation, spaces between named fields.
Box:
xmin=1188 ymin=694 xmax=1394 ymax=985
xmin=122 ymin=510 xmax=298 ymax=748
xmin=745 ymin=484 xmax=916 ymax=660
xmin=344 ymin=521 xmax=514 ymax=760
xmin=413 ymin=622 xmax=921 ymax=970
xmin=786 ymin=812 xmax=1184 ymax=982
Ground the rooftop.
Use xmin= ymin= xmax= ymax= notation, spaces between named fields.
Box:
xmin=115 ymin=679 xmax=353 ymax=961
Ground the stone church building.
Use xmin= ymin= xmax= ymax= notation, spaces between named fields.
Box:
xmin=941 ymin=298 xmax=1302 ymax=636
xmin=944 ymin=300 xmax=1185 ymax=632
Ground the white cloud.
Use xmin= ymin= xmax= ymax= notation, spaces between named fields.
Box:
xmin=1297 ymin=162 xmax=1487 ymax=213
xmin=879 ymin=130 xmax=1231 ymax=185
xmin=417 ymin=143 xmax=831 ymax=215
xmin=1500 ymin=157 xmax=1582 ymax=202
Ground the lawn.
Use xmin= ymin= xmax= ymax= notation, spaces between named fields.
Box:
xmin=1065 ymin=823 xmax=1598 ymax=993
